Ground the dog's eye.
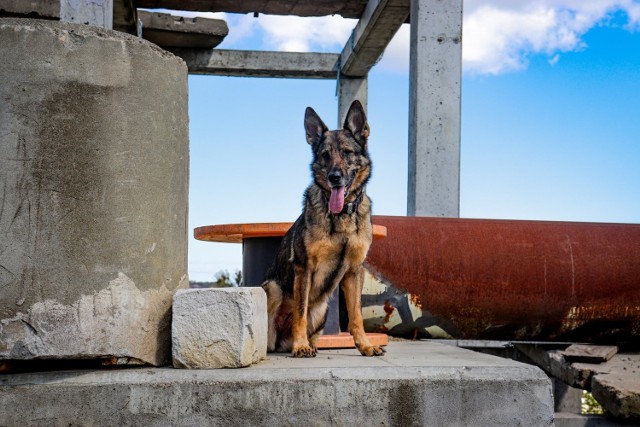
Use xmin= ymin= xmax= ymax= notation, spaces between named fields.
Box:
xmin=322 ymin=152 xmax=331 ymax=163
xmin=345 ymin=151 xmax=355 ymax=165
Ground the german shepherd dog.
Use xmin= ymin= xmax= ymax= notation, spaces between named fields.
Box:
xmin=261 ymin=100 xmax=385 ymax=358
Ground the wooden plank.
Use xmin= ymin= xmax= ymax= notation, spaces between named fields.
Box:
xmin=339 ymin=0 xmax=409 ymax=77
xmin=563 ymin=344 xmax=618 ymax=363
xmin=135 ymin=0 xmax=366 ymax=19
xmin=167 ymin=48 xmax=339 ymax=78
xmin=316 ymin=332 xmax=388 ymax=349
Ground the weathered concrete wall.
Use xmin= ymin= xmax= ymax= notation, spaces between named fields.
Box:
xmin=0 ymin=18 xmax=189 ymax=365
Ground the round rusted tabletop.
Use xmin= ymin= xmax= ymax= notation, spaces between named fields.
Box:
xmin=194 ymin=222 xmax=388 ymax=243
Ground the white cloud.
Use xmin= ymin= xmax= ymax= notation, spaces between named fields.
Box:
xmin=623 ymin=2 xmax=640 ymax=28
xmin=381 ymin=0 xmax=640 ymax=75
xmin=179 ymin=12 xmax=356 ymax=52
xmin=219 ymin=13 xmax=259 ymax=46
xmin=377 ymin=24 xmax=410 ymax=74
xmin=255 ymin=15 xmax=356 ymax=52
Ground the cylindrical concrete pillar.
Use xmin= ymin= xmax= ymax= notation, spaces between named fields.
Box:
xmin=0 ymin=19 xmax=189 ymax=365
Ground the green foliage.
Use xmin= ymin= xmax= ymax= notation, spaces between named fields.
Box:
xmin=582 ymin=391 xmax=604 ymax=415
xmin=189 ymin=270 xmax=243 ymax=288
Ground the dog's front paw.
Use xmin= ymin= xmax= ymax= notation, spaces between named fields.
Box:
xmin=292 ymin=344 xmax=317 ymax=358
xmin=358 ymin=345 xmax=386 ymax=357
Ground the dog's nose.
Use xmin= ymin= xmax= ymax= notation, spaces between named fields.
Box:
xmin=328 ymin=171 xmax=342 ymax=185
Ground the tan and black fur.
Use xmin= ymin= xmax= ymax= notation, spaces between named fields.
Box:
xmin=261 ymin=100 xmax=385 ymax=358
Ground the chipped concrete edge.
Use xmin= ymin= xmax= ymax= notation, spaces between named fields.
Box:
xmin=0 ymin=272 xmax=187 ymax=366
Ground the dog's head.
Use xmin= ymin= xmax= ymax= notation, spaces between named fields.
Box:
xmin=304 ymin=100 xmax=371 ymax=215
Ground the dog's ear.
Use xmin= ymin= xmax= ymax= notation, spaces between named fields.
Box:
xmin=305 ymin=107 xmax=328 ymax=146
xmin=343 ymin=100 xmax=369 ymax=147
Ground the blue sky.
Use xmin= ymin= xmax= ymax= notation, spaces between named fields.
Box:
xmin=185 ymin=1 xmax=640 ymax=281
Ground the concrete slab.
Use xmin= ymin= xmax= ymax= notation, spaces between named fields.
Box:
xmin=139 ymin=10 xmax=228 ymax=48
xmin=0 ymin=341 xmax=554 ymax=426
xmin=518 ymin=344 xmax=640 ymax=418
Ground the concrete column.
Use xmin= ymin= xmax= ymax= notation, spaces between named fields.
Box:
xmin=60 ymin=0 xmax=113 ymax=29
xmin=408 ymin=0 xmax=462 ymax=217
xmin=0 ymin=18 xmax=189 ymax=366
xmin=338 ymin=76 xmax=368 ymax=127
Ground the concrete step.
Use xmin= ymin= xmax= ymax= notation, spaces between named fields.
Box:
xmin=0 ymin=341 xmax=554 ymax=426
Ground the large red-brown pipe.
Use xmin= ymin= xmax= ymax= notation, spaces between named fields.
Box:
xmin=366 ymin=216 xmax=640 ymax=343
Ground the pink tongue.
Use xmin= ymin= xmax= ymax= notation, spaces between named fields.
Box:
xmin=329 ymin=187 xmax=345 ymax=214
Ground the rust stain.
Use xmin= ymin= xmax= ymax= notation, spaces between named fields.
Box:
xmin=383 ymin=300 xmax=395 ymax=323
xmin=367 ymin=216 xmax=640 ymax=343
xmin=409 ymin=293 xmax=422 ymax=309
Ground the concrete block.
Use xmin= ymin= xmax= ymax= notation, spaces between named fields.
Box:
xmin=172 ymin=288 xmax=267 ymax=369
xmin=0 ymin=18 xmax=188 ymax=366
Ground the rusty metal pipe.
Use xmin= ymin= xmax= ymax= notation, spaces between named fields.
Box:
xmin=365 ymin=216 xmax=640 ymax=343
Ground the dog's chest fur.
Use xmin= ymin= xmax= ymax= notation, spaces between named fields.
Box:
xmin=302 ymin=194 xmax=373 ymax=301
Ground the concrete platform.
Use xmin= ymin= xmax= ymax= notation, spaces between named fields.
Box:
xmin=0 ymin=341 xmax=554 ymax=426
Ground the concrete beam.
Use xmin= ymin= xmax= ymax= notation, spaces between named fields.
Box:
xmin=139 ymin=10 xmax=228 ymax=48
xmin=135 ymin=0 xmax=367 ymax=19
xmin=339 ymin=0 xmax=409 ymax=77
xmin=168 ymin=48 xmax=339 ymax=78
xmin=407 ymin=0 xmax=462 ymax=217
